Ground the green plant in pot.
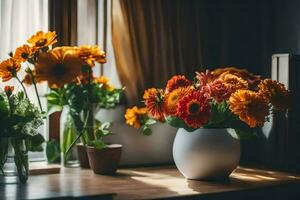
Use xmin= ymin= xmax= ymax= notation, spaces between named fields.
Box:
xmin=0 ymin=87 xmax=44 ymax=183
xmin=125 ymin=67 xmax=290 ymax=180
xmin=35 ymin=36 xmax=125 ymax=170
xmin=47 ymin=73 xmax=124 ymax=170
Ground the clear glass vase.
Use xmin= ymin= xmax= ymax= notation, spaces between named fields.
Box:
xmin=60 ymin=106 xmax=80 ymax=167
xmin=0 ymin=139 xmax=28 ymax=184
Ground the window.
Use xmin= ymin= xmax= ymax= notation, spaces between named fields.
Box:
xmin=77 ymin=0 xmax=121 ymax=87
xmin=0 ymin=0 xmax=49 ymax=161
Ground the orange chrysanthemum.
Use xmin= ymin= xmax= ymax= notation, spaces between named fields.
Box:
xmin=14 ymin=44 xmax=33 ymax=62
xmin=177 ymin=91 xmax=211 ymax=128
xmin=202 ymin=79 xmax=231 ymax=103
xmin=165 ymin=75 xmax=191 ymax=93
xmin=35 ymin=47 xmax=85 ymax=88
xmin=143 ymin=88 xmax=165 ymax=121
xmin=125 ymin=106 xmax=148 ymax=129
xmin=213 ymin=67 xmax=261 ymax=90
xmin=0 ymin=58 xmax=21 ymax=82
xmin=94 ymin=76 xmax=115 ymax=91
xmin=258 ymin=79 xmax=289 ymax=111
xmin=229 ymin=90 xmax=269 ymax=128
xmin=221 ymin=74 xmax=248 ymax=92
xmin=163 ymin=87 xmax=191 ymax=116
xmin=77 ymin=45 xmax=106 ymax=67
xmin=27 ymin=31 xmax=57 ymax=48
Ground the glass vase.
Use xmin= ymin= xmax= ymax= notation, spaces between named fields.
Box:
xmin=0 ymin=138 xmax=28 ymax=184
xmin=60 ymin=106 xmax=80 ymax=167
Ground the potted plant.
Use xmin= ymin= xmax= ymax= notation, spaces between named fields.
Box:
xmin=24 ymin=32 xmax=126 ymax=170
xmin=125 ymin=67 xmax=290 ymax=180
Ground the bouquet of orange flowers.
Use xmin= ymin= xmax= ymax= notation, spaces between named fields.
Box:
xmin=125 ymin=67 xmax=289 ymax=137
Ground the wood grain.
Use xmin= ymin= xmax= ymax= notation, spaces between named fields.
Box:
xmin=1 ymin=166 xmax=300 ymax=199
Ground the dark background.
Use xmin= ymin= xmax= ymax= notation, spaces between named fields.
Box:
xmin=194 ymin=0 xmax=300 ymax=77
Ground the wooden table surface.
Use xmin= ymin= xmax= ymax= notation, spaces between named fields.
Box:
xmin=1 ymin=166 xmax=300 ymax=200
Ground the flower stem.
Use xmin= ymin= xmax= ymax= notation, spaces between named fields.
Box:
xmin=15 ymin=75 xmax=28 ymax=98
xmin=30 ymin=72 xmax=43 ymax=113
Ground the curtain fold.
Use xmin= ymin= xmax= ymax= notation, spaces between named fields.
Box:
xmin=112 ymin=0 xmax=204 ymax=105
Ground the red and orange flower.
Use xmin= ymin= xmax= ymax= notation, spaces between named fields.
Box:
xmin=165 ymin=75 xmax=191 ymax=93
xmin=163 ymin=87 xmax=191 ymax=116
xmin=202 ymin=79 xmax=231 ymax=103
xmin=177 ymin=90 xmax=211 ymax=128
xmin=143 ymin=88 xmax=165 ymax=121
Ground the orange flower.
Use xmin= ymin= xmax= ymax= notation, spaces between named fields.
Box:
xmin=229 ymin=90 xmax=269 ymax=128
xmin=94 ymin=76 xmax=115 ymax=91
xmin=125 ymin=106 xmax=148 ymax=129
xmin=165 ymin=75 xmax=191 ymax=93
xmin=213 ymin=67 xmax=261 ymax=89
xmin=177 ymin=91 xmax=211 ymax=128
xmin=0 ymin=58 xmax=21 ymax=81
xmin=14 ymin=45 xmax=33 ymax=62
xmin=258 ymin=79 xmax=290 ymax=111
xmin=143 ymin=88 xmax=165 ymax=121
xmin=220 ymin=74 xmax=248 ymax=92
xmin=163 ymin=87 xmax=191 ymax=116
xmin=77 ymin=45 xmax=106 ymax=67
xmin=35 ymin=47 xmax=85 ymax=88
xmin=27 ymin=31 xmax=57 ymax=48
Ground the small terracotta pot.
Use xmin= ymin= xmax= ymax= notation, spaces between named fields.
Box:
xmin=87 ymin=144 xmax=122 ymax=175
xmin=76 ymin=144 xmax=90 ymax=168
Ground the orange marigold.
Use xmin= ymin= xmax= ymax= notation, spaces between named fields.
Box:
xmin=165 ymin=75 xmax=191 ymax=93
xmin=163 ymin=87 xmax=191 ymax=116
xmin=213 ymin=67 xmax=261 ymax=90
xmin=0 ymin=58 xmax=21 ymax=82
xmin=77 ymin=45 xmax=106 ymax=67
xmin=27 ymin=31 xmax=57 ymax=48
xmin=229 ymin=90 xmax=269 ymax=128
xmin=125 ymin=106 xmax=148 ymax=129
xmin=258 ymin=79 xmax=290 ymax=112
xmin=143 ymin=88 xmax=165 ymax=121
xmin=14 ymin=44 xmax=33 ymax=63
xmin=177 ymin=90 xmax=211 ymax=128
xmin=221 ymin=74 xmax=248 ymax=93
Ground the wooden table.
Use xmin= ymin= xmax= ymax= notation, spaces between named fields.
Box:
xmin=1 ymin=166 xmax=300 ymax=200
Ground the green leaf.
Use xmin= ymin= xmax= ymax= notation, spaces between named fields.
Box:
xmin=25 ymin=134 xmax=45 ymax=152
xmin=165 ymin=116 xmax=196 ymax=132
xmin=88 ymin=140 xmax=106 ymax=150
xmin=46 ymin=140 xmax=60 ymax=163
xmin=141 ymin=126 xmax=152 ymax=136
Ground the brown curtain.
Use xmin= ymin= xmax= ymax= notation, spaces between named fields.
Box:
xmin=112 ymin=0 xmax=204 ymax=105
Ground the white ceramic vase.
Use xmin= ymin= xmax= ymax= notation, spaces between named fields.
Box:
xmin=173 ymin=128 xmax=240 ymax=180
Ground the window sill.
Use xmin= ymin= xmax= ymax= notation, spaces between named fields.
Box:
xmin=29 ymin=162 xmax=60 ymax=175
